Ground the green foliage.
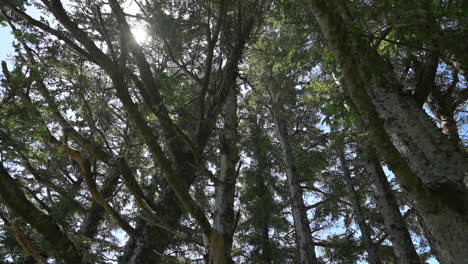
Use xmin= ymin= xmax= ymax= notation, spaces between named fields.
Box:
xmin=322 ymin=234 xmax=363 ymax=263
xmin=12 ymin=29 xmax=40 ymax=45
xmin=0 ymin=0 xmax=458 ymax=262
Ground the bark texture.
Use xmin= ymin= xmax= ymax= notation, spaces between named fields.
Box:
xmin=415 ymin=211 xmax=451 ymax=264
xmin=209 ymin=91 xmax=239 ymax=264
xmin=360 ymin=145 xmax=421 ymax=264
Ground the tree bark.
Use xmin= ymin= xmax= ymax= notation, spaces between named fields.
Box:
xmin=338 ymin=146 xmax=381 ymax=264
xmin=310 ymin=0 xmax=466 ymax=192
xmin=209 ymin=90 xmax=239 ymax=264
xmin=308 ymin=1 xmax=468 ymax=262
xmin=0 ymin=163 xmax=85 ymax=264
xmin=415 ymin=211 xmax=451 ymax=264
xmin=273 ymin=110 xmax=318 ymax=264
xmin=12 ymin=219 xmax=46 ymax=264
xmin=360 ymin=145 xmax=421 ymax=264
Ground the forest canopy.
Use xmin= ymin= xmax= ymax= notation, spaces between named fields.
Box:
xmin=0 ymin=0 xmax=467 ymax=263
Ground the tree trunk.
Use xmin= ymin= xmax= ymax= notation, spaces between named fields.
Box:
xmin=79 ymin=169 xmax=121 ymax=237
xmin=206 ymin=231 xmax=231 ymax=264
xmin=415 ymin=211 xmax=451 ymax=264
xmin=273 ymin=111 xmax=318 ymax=264
xmin=209 ymin=90 xmax=239 ymax=264
xmin=0 ymin=163 xmax=85 ymax=264
xmin=310 ymin=0 xmax=466 ymax=191
xmin=119 ymin=164 xmax=195 ymax=263
xmin=338 ymin=147 xmax=381 ymax=264
xmin=360 ymin=145 xmax=421 ymax=264
xmin=308 ymin=1 xmax=468 ymax=262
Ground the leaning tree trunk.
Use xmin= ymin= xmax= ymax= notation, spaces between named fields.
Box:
xmin=338 ymin=147 xmax=381 ymax=264
xmin=415 ymin=211 xmax=451 ymax=264
xmin=309 ymin=0 xmax=467 ymax=191
xmin=308 ymin=1 xmax=468 ymax=262
xmin=0 ymin=163 xmax=85 ymax=264
xmin=273 ymin=110 xmax=318 ymax=264
xmin=209 ymin=91 xmax=239 ymax=264
xmin=360 ymin=145 xmax=421 ymax=264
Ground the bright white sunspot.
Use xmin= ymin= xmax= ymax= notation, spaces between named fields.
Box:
xmin=132 ymin=26 xmax=148 ymax=44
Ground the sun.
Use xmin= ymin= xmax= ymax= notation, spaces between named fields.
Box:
xmin=132 ymin=26 xmax=148 ymax=44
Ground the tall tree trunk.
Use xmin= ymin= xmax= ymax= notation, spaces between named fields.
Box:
xmin=273 ymin=110 xmax=318 ymax=264
xmin=308 ymin=1 xmax=468 ymax=262
xmin=360 ymin=145 xmax=421 ymax=264
xmin=209 ymin=91 xmax=239 ymax=264
xmin=338 ymin=147 xmax=381 ymax=264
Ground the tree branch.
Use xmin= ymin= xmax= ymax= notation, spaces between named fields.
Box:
xmin=0 ymin=162 xmax=85 ymax=263
xmin=57 ymin=143 xmax=136 ymax=236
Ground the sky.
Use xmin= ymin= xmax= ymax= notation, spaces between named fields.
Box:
xmin=0 ymin=26 xmax=15 ymax=65
xmin=0 ymin=5 xmax=42 ymax=66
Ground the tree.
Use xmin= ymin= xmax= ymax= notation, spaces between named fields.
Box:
xmin=1 ymin=0 xmax=267 ymax=262
xmin=0 ymin=0 xmax=466 ymax=263
xmin=307 ymin=0 xmax=468 ymax=262
xmin=245 ymin=16 xmax=324 ymax=263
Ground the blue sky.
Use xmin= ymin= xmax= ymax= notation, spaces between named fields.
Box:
xmin=0 ymin=26 xmax=15 ymax=64
xmin=1 ymin=5 xmax=42 ymax=64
